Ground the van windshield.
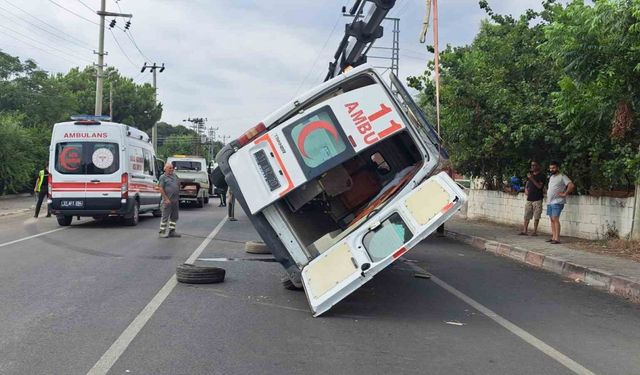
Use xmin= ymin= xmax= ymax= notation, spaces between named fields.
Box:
xmin=55 ymin=142 xmax=119 ymax=175
xmin=172 ymin=161 xmax=202 ymax=171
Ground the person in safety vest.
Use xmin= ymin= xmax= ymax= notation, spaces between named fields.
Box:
xmin=158 ymin=162 xmax=181 ymax=238
xmin=33 ymin=166 xmax=51 ymax=218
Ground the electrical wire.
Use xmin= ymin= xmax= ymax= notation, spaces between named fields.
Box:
xmin=112 ymin=0 xmax=153 ymax=65
xmin=109 ymin=28 xmax=139 ymax=69
xmin=123 ymin=28 xmax=151 ymax=62
xmin=0 ymin=0 xmax=93 ymax=48
xmin=47 ymin=0 xmax=99 ymax=25
xmin=76 ymin=0 xmax=94 ymax=13
xmin=293 ymin=14 xmax=342 ymax=96
xmin=0 ymin=23 xmax=92 ymax=63
xmin=0 ymin=29 xmax=85 ymax=65
xmin=0 ymin=6 xmax=92 ymax=53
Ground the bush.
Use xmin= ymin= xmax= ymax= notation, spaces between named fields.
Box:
xmin=0 ymin=113 xmax=38 ymax=194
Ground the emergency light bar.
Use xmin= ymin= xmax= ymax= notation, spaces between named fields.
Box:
xmin=70 ymin=114 xmax=112 ymax=121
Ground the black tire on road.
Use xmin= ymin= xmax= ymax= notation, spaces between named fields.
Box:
xmin=176 ymin=263 xmax=226 ymax=284
xmin=281 ymin=274 xmax=303 ymax=291
xmin=204 ymin=196 xmax=209 ymax=204
xmin=196 ymin=195 xmax=204 ymax=208
xmin=124 ymin=202 xmax=139 ymax=226
xmin=245 ymin=240 xmax=271 ymax=254
xmin=57 ymin=215 xmax=72 ymax=226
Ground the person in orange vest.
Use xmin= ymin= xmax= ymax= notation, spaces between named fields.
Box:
xmin=34 ymin=166 xmax=51 ymax=218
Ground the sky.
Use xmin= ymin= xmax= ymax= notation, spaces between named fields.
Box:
xmin=0 ymin=0 xmax=545 ymax=140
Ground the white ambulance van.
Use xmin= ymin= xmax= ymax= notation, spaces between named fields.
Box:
xmin=215 ymin=65 xmax=468 ymax=316
xmin=48 ymin=116 xmax=162 ymax=226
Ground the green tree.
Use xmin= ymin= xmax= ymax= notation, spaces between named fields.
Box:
xmin=542 ymin=0 xmax=640 ymax=190
xmin=0 ymin=113 xmax=37 ymax=194
xmin=409 ymin=1 xmax=562 ymax=188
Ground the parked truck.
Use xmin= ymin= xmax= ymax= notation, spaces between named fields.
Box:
xmin=167 ymin=155 xmax=210 ymax=207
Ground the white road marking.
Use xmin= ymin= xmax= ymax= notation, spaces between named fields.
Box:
xmin=405 ymin=261 xmax=598 ymax=375
xmin=0 ymin=227 xmax=68 ymax=249
xmin=86 ymin=216 xmax=228 ymax=375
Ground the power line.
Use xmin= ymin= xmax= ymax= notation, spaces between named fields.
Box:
xmin=0 ymin=0 xmax=93 ymax=48
xmin=294 ymin=14 xmax=342 ymax=96
xmin=47 ymin=0 xmax=99 ymax=25
xmin=109 ymin=28 xmax=139 ymax=69
xmin=76 ymin=0 xmax=95 ymax=13
xmin=112 ymin=0 xmax=153 ymax=66
xmin=0 ymin=23 xmax=92 ymax=63
xmin=0 ymin=29 xmax=84 ymax=66
xmin=123 ymin=28 xmax=151 ymax=62
xmin=0 ymin=6 xmax=92 ymax=52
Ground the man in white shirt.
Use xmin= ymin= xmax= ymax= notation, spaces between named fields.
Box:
xmin=546 ymin=161 xmax=575 ymax=244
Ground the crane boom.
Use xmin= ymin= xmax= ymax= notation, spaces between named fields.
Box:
xmin=324 ymin=0 xmax=396 ymax=81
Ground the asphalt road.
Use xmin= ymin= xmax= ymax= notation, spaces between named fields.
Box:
xmin=0 ymin=203 xmax=639 ymax=375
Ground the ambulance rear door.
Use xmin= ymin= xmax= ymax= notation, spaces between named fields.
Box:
xmin=51 ymin=122 xmax=124 ymax=209
xmin=300 ymin=172 xmax=467 ymax=316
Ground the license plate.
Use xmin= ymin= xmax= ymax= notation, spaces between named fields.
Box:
xmin=60 ymin=200 xmax=84 ymax=208
xmin=254 ymin=150 xmax=281 ymax=191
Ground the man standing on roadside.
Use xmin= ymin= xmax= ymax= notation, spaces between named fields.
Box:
xmin=520 ymin=160 xmax=545 ymax=236
xmin=158 ymin=162 xmax=181 ymax=238
xmin=33 ymin=165 xmax=51 ymax=218
xmin=227 ymin=188 xmax=237 ymax=221
xmin=546 ymin=161 xmax=575 ymax=244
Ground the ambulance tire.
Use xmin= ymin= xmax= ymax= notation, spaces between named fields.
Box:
xmin=245 ymin=240 xmax=271 ymax=254
xmin=124 ymin=202 xmax=139 ymax=226
xmin=196 ymin=196 xmax=204 ymax=208
xmin=56 ymin=215 xmax=72 ymax=226
xmin=281 ymin=274 xmax=303 ymax=291
xmin=204 ymin=196 xmax=209 ymax=204
xmin=176 ymin=263 xmax=225 ymax=284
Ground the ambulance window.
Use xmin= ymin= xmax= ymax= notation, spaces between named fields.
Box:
xmin=129 ymin=147 xmax=144 ymax=173
xmin=86 ymin=143 xmax=119 ymax=174
xmin=55 ymin=142 xmax=119 ymax=175
xmin=55 ymin=143 xmax=84 ymax=174
xmin=143 ymin=149 xmax=153 ymax=176
xmin=362 ymin=213 xmax=413 ymax=262
xmin=284 ymin=106 xmax=353 ymax=177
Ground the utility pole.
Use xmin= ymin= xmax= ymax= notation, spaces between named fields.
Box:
xmin=94 ymin=0 xmax=131 ymax=116
xmin=142 ymin=63 xmax=165 ymax=152
xmin=184 ymin=117 xmax=207 ymax=156
xmin=109 ymin=82 xmax=113 ymax=119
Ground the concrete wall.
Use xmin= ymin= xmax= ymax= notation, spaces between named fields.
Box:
xmin=463 ymin=189 xmax=635 ymax=240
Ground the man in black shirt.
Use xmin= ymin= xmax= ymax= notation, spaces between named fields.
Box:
xmin=520 ymin=160 xmax=546 ymax=236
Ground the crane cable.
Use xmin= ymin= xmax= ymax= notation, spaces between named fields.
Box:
xmin=418 ymin=0 xmax=440 ymax=136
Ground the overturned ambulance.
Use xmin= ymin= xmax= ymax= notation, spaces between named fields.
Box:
xmin=215 ymin=65 xmax=467 ymax=316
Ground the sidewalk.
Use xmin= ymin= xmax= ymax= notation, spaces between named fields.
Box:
xmin=0 ymin=194 xmax=36 ymax=217
xmin=444 ymin=218 xmax=640 ymax=304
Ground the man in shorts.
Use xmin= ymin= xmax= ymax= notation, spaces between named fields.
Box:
xmin=520 ymin=161 xmax=545 ymax=236
xmin=546 ymin=161 xmax=575 ymax=244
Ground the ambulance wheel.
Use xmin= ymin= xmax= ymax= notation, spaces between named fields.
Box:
xmin=204 ymin=196 xmax=209 ymax=204
xmin=196 ymin=196 xmax=204 ymax=208
xmin=124 ymin=203 xmax=139 ymax=226
xmin=57 ymin=215 xmax=72 ymax=226
xmin=281 ymin=274 xmax=303 ymax=291
xmin=176 ymin=263 xmax=225 ymax=284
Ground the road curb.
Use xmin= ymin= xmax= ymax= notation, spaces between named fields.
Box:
xmin=445 ymin=230 xmax=640 ymax=304
xmin=0 ymin=208 xmax=31 ymax=217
